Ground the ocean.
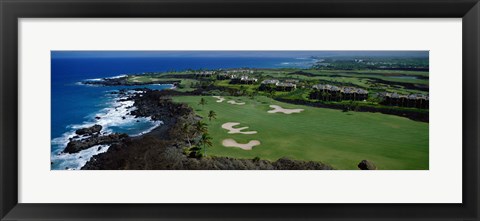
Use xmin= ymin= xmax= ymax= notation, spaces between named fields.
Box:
xmin=50 ymin=56 xmax=317 ymax=170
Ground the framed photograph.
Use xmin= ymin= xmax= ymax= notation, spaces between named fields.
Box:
xmin=1 ymin=0 xmax=479 ymax=220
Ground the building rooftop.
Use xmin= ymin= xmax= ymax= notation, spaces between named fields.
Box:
xmin=384 ymin=93 xmax=428 ymax=100
xmin=261 ymin=79 xmax=280 ymax=84
xmin=195 ymin=71 xmax=214 ymax=75
xmin=284 ymin=79 xmax=299 ymax=83
xmin=313 ymin=84 xmax=341 ymax=91
xmin=313 ymin=84 xmax=368 ymax=94
xmin=277 ymin=82 xmax=296 ymax=87
xmin=226 ymin=69 xmax=254 ymax=74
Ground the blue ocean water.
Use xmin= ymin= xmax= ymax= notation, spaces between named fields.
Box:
xmin=51 ymin=56 xmax=315 ymax=170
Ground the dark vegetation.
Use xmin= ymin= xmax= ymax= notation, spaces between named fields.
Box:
xmin=312 ymin=57 xmax=429 ymax=71
xmin=275 ymin=98 xmax=428 ymax=122
xmin=372 ymin=78 xmax=428 ymax=92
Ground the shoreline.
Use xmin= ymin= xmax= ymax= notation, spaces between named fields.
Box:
xmin=51 ymin=89 xmax=164 ymax=170
xmin=82 ymin=76 xmax=181 ymax=87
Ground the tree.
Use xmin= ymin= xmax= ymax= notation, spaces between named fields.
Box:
xmin=195 ymin=121 xmax=208 ymax=136
xmin=321 ymin=91 xmax=328 ymax=101
xmin=198 ymin=133 xmax=213 ymax=157
xmin=239 ymin=85 xmax=246 ymax=96
xmin=325 ymin=91 xmax=331 ymax=101
xmin=247 ymin=92 xmax=254 ymax=99
xmin=181 ymin=122 xmax=192 ymax=148
xmin=252 ymin=88 xmax=259 ymax=97
xmin=208 ymin=110 xmax=217 ymax=121
xmin=343 ymin=100 xmax=359 ymax=112
xmin=198 ymin=97 xmax=207 ymax=109
xmin=352 ymin=101 xmax=360 ymax=111
xmin=268 ymin=89 xmax=276 ymax=98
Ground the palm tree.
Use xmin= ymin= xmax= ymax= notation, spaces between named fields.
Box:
xmin=198 ymin=133 xmax=213 ymax=157
xmin=208 ymin=110 xmax=217 ymax=121
xmin=198 ymin=97 xmax=207 ymax=110
xmin=239 ymin=85 xmax=246 ymax=96
xmin=252 ymin=88 xmax=259 ymax=97
xmin=321 ymin=91 xmax=328 ymax=101
xmin=182 ymin=123 xmax=192 ymax=148
xmin=195 ymin=121 xmax=208 ymax=136
xmin=268 ymin=89 xmax=276 ymax=98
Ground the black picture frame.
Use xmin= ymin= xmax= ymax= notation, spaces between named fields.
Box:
xmin=1 ymin=0 xmax=479 ymax=220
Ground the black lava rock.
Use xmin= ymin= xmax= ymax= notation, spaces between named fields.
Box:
xmin=75 ymin=124 xmax=103 ymax=136
xmin=358 ymin=160 xmax=377 ymax=170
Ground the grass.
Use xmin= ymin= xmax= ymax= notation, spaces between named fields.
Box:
xmin=213 ymin=80 xmax=258 ymax=93
xmin=173 ymin=95 xmax=429 ymax=170
xmin=128 ymin=75 xmax=162 ymax=83
xmin=176 ymin=79 xmax=199 ymax=92
xmin=127 ymin=75 xmax=199 ymax=92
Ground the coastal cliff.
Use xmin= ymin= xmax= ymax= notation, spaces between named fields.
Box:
xmin=82 ymin=76 xmax=180 ymax=86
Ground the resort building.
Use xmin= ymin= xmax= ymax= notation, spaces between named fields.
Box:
xmin=310 ymin=84 xmax=368 ymax=101
xmin=342 ymin=87 xmax=369 ymax=101
xmin=194 ymin=71 xmax=215 ymax=78
xmin=230 ymin=75 xmax=258 ymax=84
xmin=276 ymin=82 xmax=297 ymax=91
xmin=226 ymin=69 xmax=254 ymax=74
xmin=261 ymin=79 xmax=280 ymax=85
xmin=312 ymin=84 xmax=341 ymax=94
xmin=381 ymin=92 xmax=429 ymax=109
xmin=217 ymin=73 xmax=237 ymax=80
xmin=259 ymin=79 xmax=279 ymax=90
xmin=259 ymin=79 xmax=297 ymax=91
xmin=284 ymin=79 xmax=300 ymax=84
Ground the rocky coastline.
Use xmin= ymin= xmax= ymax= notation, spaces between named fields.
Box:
xmin=64 ymin=133 xmax=129 ymax=154
xmin=82 ymin=76 xmax=180 ymax=86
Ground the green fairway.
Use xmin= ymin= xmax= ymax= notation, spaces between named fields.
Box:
xmin=173 ymin=96 xmax=429 ymax=170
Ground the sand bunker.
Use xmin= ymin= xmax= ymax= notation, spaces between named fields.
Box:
xmin=222 ymin=139 xmax=261 ymax=150
xmin=221 ymin=122 xmax=257 ymax=134
xmin=212 ymin=96 xmax=225 ymax=103
xmin=227 ymin=100 xmax=245 ymax=105
xmin=267 ymin=105 xmax=304 ymax=114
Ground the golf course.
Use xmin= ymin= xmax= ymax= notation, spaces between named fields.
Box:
xmin=70 ymin=51 xmax=429 ymax=170
xmin=173 ymin=95 xmax=429 ymax=170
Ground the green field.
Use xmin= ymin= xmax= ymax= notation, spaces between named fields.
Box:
xmin=173 ymin=96 xmax=429 ymax=170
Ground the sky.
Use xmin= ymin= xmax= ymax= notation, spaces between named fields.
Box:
xmin=51 ymin=51 xmax=429 ymax=59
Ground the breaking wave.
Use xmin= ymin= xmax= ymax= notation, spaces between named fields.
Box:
xmin=50 ymin=90 xmax=163 ymax=170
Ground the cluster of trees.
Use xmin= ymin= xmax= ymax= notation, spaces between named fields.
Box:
xmin=190 ymin=80 xmax=215 ymax=89
xmin=259 ymin=84 xmax=277 ymax=98
xmin=342 ymin=100 xmax=360 ymax=112
xmin=181 ymin=97 xmax=218 ymax=158
xmin=312 ymin=57 xmax=429 ymax=71
xmin=309 ymin=90 xmax=340 ymax=101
